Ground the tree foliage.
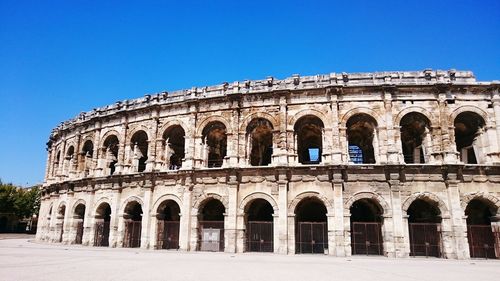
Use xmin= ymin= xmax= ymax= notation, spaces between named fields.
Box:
xmin=0 ymin=179 xmax=41 ymax=218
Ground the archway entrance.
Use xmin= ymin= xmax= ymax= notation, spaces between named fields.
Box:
xmin=245 ymin=199 xmax=274 ymax=252
xmin=57 ymin=205 xmax=66 ymax=243
xmin=156 ymin=200 xmax=181 ymax=250
xmin=94 ymin=203 xmax=111 ymax=247
xmin=123 ymin=201 xmax=142 ymax=248
xmin=295 ymin=197 xmax=328 ymax=254
xmin=350 ymin=199 xmax=383 ymax=255
xmin=407 ymin=199 xmax=442 ymax=257
xmin=74 ymin=204 xmax=85 ymax=244
xmin=465 ymin=199 xmax=499 ymax=259
xmin=198 ymin=199 xmax=225 ymax=252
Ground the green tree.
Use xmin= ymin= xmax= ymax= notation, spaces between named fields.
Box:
xmin=0 ymin=180 xmax=41 ymax=218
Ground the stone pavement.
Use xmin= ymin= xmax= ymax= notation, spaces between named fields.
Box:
xmin=0 ymin=239 xmax=499 ymax=281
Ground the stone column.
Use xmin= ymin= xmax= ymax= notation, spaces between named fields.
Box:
xmin=140 ymin=182 xmax=153 ymax=249
xmin=273 ymin=94 xmax=288 ymax=165
xmin=332 ymin=174 xmax=345 ymax=256
xmin=179 ymin=183 xmax=192 ymax=251
xmin=384 ymin=92 xmax=399 ymax=163
xmin=277 ymin=171 xmax=289 ymax=254
xmin=339 ymin=126 xmax=349 ymax=164
xmin=439 ymin=93 xmax=459 ymax=163
xmin=491 ymin=90 xmax=500 ymax=161
xmin=389 ymin=180 xmax=407 ymax=257
xmin=445 ymin=175 xmax=468 ymax=259
xmin=115 ymin=116 xmax=128 ymax=174
xmin=330 ymin=92 xmax=342 ymax=163
xmin=225 ymin=174 xmax=238 ymax=253
xmin=109 ymin=187 xmax=122 ymax=247
xmin=82 ymin=190 xmax=95 ymax=246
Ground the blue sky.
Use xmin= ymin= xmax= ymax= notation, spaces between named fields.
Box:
xmin=1 ymin=0 xmax=499 ymax=186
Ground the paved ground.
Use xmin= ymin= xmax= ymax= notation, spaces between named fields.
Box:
xmin=0 ymin=239 xmax=499 ymax=281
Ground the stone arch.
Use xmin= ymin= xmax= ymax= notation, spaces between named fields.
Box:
xmin=152 ymin=194 xmax=183 ymax=215
xmin=157 ymin=120 xmax=189 ymax=139
xmin=240 ymin=112 xmax=278 ymax=132
xmin=288 ymin=191 xmax=334 ymax=215
xmin=79 ymin=135 xmax=95 ymax=151
xmin=65 ymin=140 xmax=77 ymax=155
xmin=99 ymin=129 xmax=122 ymax=149
xmin=93 ymin=197 xmax=112 ymax=214
xmin=72 ymin=199 xmax=87 ymax=214
xmin=238 ymin=192 xmax=278 ymax=215
xmin=196 ymin=115 xmax=233 ymax=136
xmin=402 ymin=192 xmax=450 ymax=216
xmin=395 ymin=106 xmax=437 ymax=126
xmin=344 ymin=192 xmax=391 ymax=216
xmin=289 ymin=108 xmax=330 ymax=128
xmin=450 ymin=105 xmax=490 ymax=124
xmin=127 ymin=125 xmax=153 ymax=145
xmin=56 ymin=201 xmax=67 ymax=218
xmin=192 ymin=193 xmax=229 ymax=212
xmin=340 ymin=107 xmax=384 ymax=127
xmin=461 ymin=192 xmax=500 ymax=216
xmin=119 ymin=196 xmax=144 ymax=215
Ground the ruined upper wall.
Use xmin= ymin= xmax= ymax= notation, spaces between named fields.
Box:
xmin=50 ymin=69 xmax=497 ymax=136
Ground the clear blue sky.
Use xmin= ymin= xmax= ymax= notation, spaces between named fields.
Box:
xmin=1 ymin=0 xmax=499 ymax=186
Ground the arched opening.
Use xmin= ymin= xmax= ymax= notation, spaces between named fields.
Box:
xmin=350 ymin=199 xmax=383 ymax=255
xmin=94 ymin=203 xmax=111 ymax=247
xmin=202 ymin=122 xmax=227 ymax=168
xmin=246 ymin=119 xmax=273 ymax=166
xmin=295 ymin=197 xmax=328 ymax=254
xmin=123 ymin=201 xmax=142 ymax=248
xmin=74 ymin=204 xmax=85 ymax=244
xmin=465 ymin=199 xmax=499 ymax=259
xmin=245 ymin=199 xmax=274 ymax=252
xmin=103 ymin=135 xmax=119 ymax=175
xmin=163 ymin=125 xmax=185 ymax=170
xmin=294 ymin=115 xmax=324 ymax=164
xmin=454 ymin=112 xmax=486 ymax=164
xmin=53 ymin=150 xmax=61 ymax=176
xmin=80 ymin=140 xmax=94 ymax=174
xmin=400 ymin=113 xmax=431 ymax=164
xmin=130 ymin=131 xmax=149 ymax=172
xmin=198 ymin=198 xmax=225 ymax=251
xmin=57 ymin=205 xmax=66 ymax=243
xmin=156 ymin=200 xmax=181 ymax=250
xmin=66 ymin=146 xmax=75 ymax=174
xmin=407 ymin=199 xmax=442 ymax=257
xmin=347 ymin=114 xmax=377 ymax=164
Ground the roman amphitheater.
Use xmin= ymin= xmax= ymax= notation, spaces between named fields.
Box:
xmin=36 ymin=69 xmax=500 ymax=259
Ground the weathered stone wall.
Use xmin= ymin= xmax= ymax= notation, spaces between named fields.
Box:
xmin=37 ymin=70 xmax=500 ymax=259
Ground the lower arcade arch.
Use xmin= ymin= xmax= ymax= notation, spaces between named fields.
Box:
xmin=197 ymin=198 xmax=226 ymax=252
xmin=294 ymin=197 xmax=328 ymax=254
xmin=465 ymin=199 xmax=499 ymax=259
xmin=73 ymin=204 xmax=86 ymax=244
xmin=123 ymin=201 xmax=143 ymax=248
xmin=244 ymin=199 xmax=274 ymax=252
xmin=94 ymin=203 xmax=111 ymax=247
xmin=350 ymin=199 xmax=384 ymax=255
xmin=156 ymin=200 xmax=181 ymax=250
xmin=407 ymin=199 xmax=442 ymax=257
xmin=56 ymin=204 xmax=66 ymax=243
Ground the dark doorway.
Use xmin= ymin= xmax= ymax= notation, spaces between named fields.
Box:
xmin=407 ymin=199 xmax=442 ymax=257
xmin=465 ymin=199 xmax=498 ymax=259
xmin=246 ymin=199 xmax=274 ymax=252
xmin=350 ymin=199 xmax=383 ymax=255
xmin=57 ymin=205 xmax=66 ymax=243
xmin=295 ymin=197 xmax=328 ymax=254
xmin=103 ymin=135 xmax=119 ymax=175
xmin=94 ymin=203 xmax=111 ymax=247
xmin=156 ymin=200 xmax=181 ymax=250
xmin=400 ymin=113 xmax=431 ymax=164
xmin=74 ymin=204 xmax=85 ymax=244
xmin=454 ymin=112 xmax=486 ymax=164
xmin=198 ymin=199 xmax=225 ymax=252
xmin=123 ymin=201 xmax=142 ymax=248
xmin=202 ymin=122 xmax=227 ymax=168
xmin=131 ymin=131 xmax=149 ymax=172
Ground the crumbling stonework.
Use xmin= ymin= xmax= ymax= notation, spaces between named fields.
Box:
xmin=37 ymin=69 xmax=500 ymax=259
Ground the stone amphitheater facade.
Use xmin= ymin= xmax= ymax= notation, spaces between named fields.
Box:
xmin=36 ymin=69 xmax=500 ymax=259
